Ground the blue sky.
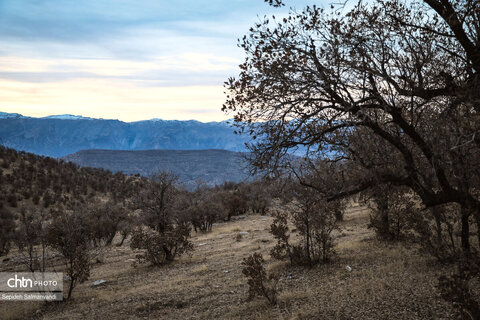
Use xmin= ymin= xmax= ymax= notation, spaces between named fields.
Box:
xmin=0 ymin=0 xmax=322 ymax=122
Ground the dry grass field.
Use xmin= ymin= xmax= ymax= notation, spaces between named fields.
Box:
xmin=0 ymin=203 xmax=457 ymax=320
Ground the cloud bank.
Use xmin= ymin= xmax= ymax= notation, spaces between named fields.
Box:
xmin=0 ymin=0 xmax=317 ymax=121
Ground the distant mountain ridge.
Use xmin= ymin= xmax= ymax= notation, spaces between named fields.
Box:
xmin=0 ymin=112 xmax=248 ymax=157
xmin=63 ymin=149 xmax=252 ymax=187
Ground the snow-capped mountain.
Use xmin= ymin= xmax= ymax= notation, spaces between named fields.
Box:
xmin=41 ymin=114 xmax=95 ymax=120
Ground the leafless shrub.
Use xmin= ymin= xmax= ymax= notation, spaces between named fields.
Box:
xmin=270 ymin=183 xmax=343 ymax=266
xmin=241 ymin=253 xmax=279 ymax=305
xmin=130 ymin=225 xmax=193 ymax=266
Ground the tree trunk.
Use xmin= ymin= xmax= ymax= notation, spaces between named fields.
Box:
xmin=66 ymin=278 xmax=75 ymax=300
xmin=475 ymin=209 xmax=480 ymax=248
xmin=106 ymin=231 xmax=116 ymax=246
xmin=382 ymin=208 xmax=390 ymax=239
xmin=305 ymin=216 xmax=312 ymax=267
xmin=117 ymin=233 xmax=127 ymax=246
xmin=460 ymin=205 xmax=470 ymax=254
xmin=432 ymin=208 xmax=443 ymax=249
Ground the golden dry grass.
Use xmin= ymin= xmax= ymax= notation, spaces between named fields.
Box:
xmin=0 ymin=205 xmax=457 ymax=320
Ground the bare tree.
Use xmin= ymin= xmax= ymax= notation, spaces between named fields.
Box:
xmin=15 ymin=206 xmax=50 ymax=272
xmin=137 ymin=171 xmax=178 ymax=233
xmin=131 ymin=171 xmax=194 ymax=265
xmin=224 ymin=0 xmax=480 ymax=253
xmin=46 ymin=207 xmax=92 ymax=300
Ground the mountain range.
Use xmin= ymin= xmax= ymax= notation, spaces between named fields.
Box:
xmin=0 ymin=112 xmax=248 ymax=158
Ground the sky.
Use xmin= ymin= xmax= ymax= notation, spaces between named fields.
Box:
xmin=0 ymin=0 xmax=322 ymax=122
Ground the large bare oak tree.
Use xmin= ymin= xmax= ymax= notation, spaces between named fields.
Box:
xmin=224 ymin=0 xmax=480 ymax=251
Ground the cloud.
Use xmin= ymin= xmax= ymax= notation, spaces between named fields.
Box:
xmin=0 ymin=0 xmax=318 ymax=121
xmin=0 ymin=54 xmax=241 ymax=87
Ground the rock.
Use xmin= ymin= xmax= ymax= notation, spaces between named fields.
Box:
xmin=92 ymin=279 xmax=107 ymax=286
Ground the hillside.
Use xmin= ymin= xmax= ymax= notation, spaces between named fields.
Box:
xmin=0 ymin=146 xmax=466 ymax=320
xmin=0 ymin=112 xmax=248 ymax=157
xmin=1 ymin=210 xmax=456 ymax=320
xmin=62 ymin=149 xmax=252 ymax=186
xmin=0 ymin=146 xmax=142 ymax=212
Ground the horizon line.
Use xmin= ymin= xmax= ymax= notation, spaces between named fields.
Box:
xmin=0 ymin=111 xmax=234 ymax=124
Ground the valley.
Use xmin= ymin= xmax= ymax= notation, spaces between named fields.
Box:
xmin=62 ymin=149 xmax=252 ymax=187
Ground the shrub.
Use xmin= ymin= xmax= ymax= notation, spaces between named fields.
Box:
xmin=46 ymin=209 xmax=92 ymax=300
xmin=243 ymin=180 xmax=271 ymax=215
xmin=130 ymin=225 xmax=193 ymax=266
xmin=0 ymin=205 xmax=15 ymax=256
xmin=220 ymin=189 xmax=249 ymax=221
xmin=241 ymin=253 xmax=278 ymax=305
xmin=270 ymin=211 xmax=292 ymax=262
xmin=438 ymin=257 xmax=480 ymax=319
xmin=43 ymin=191 xmax=53 ymax=208
xmin=87 ymin=201 xmax=129 ymax=246
xmin=361 ymin=186 xmax=415 ymax=241
xmin=407 ymin=204 xmax=464 ymax=263
xmin=7 ymin=193 xmax=17 ymax=207
xmin=32 ymin=193 xmax=40 ymax=205
xmin=188 ymin=200 xmax=223 ymax=233
xmin=270 ymin=191 xmax=343 ymax=266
